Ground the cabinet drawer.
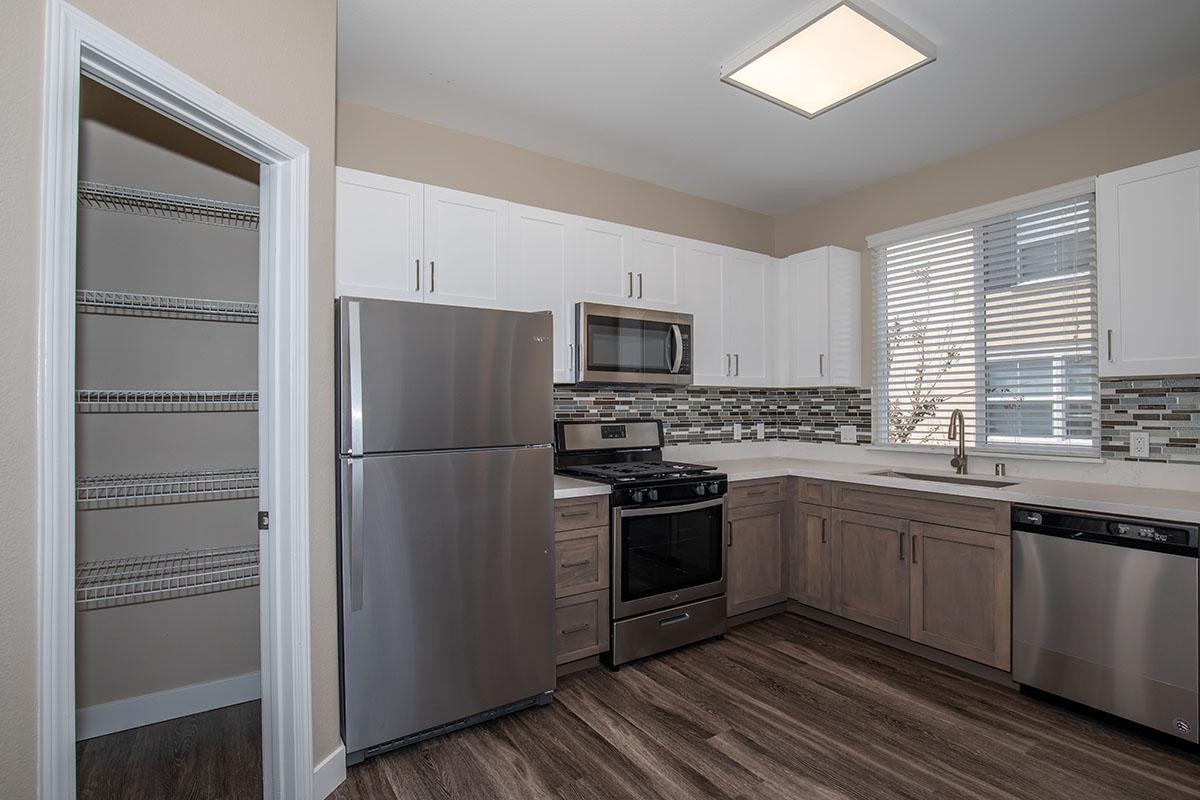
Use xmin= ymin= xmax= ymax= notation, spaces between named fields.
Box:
xmin=832 ymin=482 xmax=1008 ymax=535
xmin=554 ymin=495 xmax=609 ymax=531
xmin=555 ymin=589 xmax=610 ymax=665
xmin=554 ymin=526 xmax=609 ymax=598
xmin=728 ymin=479 xmax=784 ymax=508
xmin=795 ymin=477 xmax=831 ymax=506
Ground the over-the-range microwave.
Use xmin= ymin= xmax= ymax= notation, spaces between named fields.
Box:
xmin=574 ymin=302 xmax=693 ymax=386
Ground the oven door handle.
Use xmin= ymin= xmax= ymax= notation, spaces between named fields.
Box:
xmin=618 ymin=496 xmax=725 ymax=518
xmin=670 ymin=324 xmax=684 ymax=374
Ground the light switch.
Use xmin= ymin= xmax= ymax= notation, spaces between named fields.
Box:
xmin=1129 ymin=431 xmax=1150 ymax=458
xmin=756 ymin=421 xmax=765 ymax=440
xmin=839 ymin=424 xmax=857 ymax=444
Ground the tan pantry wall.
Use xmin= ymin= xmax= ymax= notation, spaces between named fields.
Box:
xmin=772 ymin=73 xmax=1200 ymax=382
xmin=337 ymin=100 xmax=776 ymax=255
xmin=0 ymin=1 xmax=341 ymax=797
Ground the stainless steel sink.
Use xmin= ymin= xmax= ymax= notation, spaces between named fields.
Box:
xmin=869 ymin=469 xmax=1018 ymax=488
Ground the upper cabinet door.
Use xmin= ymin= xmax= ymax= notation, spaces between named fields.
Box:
xmin=509 ymin=204 xmax=574 ymax=383
xmin=424 ymin=186 xmax=508 ymax=309
xmin=683 ymin=242 xmax=729 ymax=385
xmin=724 ymin=249 xmax=771 ymax=385
xmin=573 ymin=218 xmax=635 ymax=305
xmin=787 ymin=248 xmax=831 ymax=386
xmin=826 ymin=248 xmax=862 ymax=386
xmin=632 ymin=230 xmax=682 ymax=309
xmin=1097 ymin=150 xmax=1200 ymax=377
xmin=336 ymin=167 xmax=424 ymax=301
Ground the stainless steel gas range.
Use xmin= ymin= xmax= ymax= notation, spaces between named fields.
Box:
xmin=555 ymin=420 xmax=728 ymax=667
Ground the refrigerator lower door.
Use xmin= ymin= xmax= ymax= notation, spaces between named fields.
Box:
xmin=339 ymin=445 xmax=555 ymax=758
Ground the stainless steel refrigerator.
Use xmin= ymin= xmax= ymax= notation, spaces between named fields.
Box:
xmin=336 ymin=297 xmax=556 ymax=765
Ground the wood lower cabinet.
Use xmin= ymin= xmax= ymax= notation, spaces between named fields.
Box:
xmin=830 ymin=509 xmax=910 ymax=637
xmin=553 ymin=495 xmax=611 ymax=665
xmin=727 ymin=501 xmax=787 ymax=616
xmin=555 ymin=590 xmax=609 ymax=665
xmin=910 ymin=522 xmax=1011 ymax=670
xmin=789 ymin=503 xmax=832 ymax=612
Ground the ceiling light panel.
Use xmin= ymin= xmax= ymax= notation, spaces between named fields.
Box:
xmin=722 ymin=0 xmax=936 ymax=118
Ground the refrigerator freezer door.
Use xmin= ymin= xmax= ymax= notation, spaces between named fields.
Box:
xmin=339 ymin=445 xmax=555 ymax=755
xmin=338 ymin=298 xmax=553 ymax=454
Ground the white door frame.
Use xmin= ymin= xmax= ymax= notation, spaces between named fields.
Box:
xmin=36 ymin=2 xmax=313 ymax=798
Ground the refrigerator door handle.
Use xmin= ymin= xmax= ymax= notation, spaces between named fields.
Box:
xmin=348 ymin=457 xmax=365 ymax=611
xmin=347 ymin=300 xmax=364 ymax=456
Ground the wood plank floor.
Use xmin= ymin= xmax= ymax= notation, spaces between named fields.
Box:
xmin=336 ymin=614 xmax=1200 ymax=800
xmin=72 ymin=615 xmax=1200 ymax=799
xmin=75 ymin=699 xmax=261 ymax=800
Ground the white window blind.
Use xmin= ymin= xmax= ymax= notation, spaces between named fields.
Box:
xmin=872 ymin=193 xmax=1099 ymax=457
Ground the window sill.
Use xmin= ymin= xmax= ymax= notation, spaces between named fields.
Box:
xmin=862 ymin=443 xmax=1105 ymax=464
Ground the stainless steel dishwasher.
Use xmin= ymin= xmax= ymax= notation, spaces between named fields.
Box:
xmin=1012 ymin=506 xmax=1199 ymax=742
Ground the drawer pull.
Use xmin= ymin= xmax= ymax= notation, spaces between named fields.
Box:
xmin=745 ymin=488 xmax=768 ymax=496
xmin=560 ymin=622 xmax=591 ymax=635
xmin=559 ymin=508 xmax=592 ymax=518
xmin=659 ymin=612 xmax=690 ymax=627
xmin=560 ymin=558 xmax=591 ymax=568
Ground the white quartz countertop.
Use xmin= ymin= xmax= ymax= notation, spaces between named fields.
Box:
xmin=555 ymin=455 xmax=1200 ymax=524
xmin=703 ymin=456 xmax=1200 ymax=525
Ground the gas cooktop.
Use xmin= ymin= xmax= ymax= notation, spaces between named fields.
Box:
xmin=558 ymin=460 xmax=719 ymax=484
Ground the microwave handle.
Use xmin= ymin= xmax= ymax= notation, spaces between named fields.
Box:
xmin=670 ymin=324 xmax=684 ymax=374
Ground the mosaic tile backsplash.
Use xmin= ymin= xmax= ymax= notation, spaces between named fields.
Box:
xmin=553 ymin=386 xmax=872 ymax=446
xmin=555 ymin=376 xmax=1200 ymax=464
xmin=1100 ymin=375 xmax=1200 ymax=464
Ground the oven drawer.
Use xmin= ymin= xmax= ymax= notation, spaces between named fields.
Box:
xmin=610 ymin=595 xmax=726 ymax=666
xmin=729 ymin=478 xmax=784 ymax=508
xmin=555 ymin=589 xmax=610 ymax=665
xmin=554 ymin=495 xmax=609 ymax=531
xmin=555 ymin=526 xmax=609 ymax=597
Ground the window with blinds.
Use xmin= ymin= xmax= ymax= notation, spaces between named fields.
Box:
xmin=872 ymin=192 xmax=1099 ymax=457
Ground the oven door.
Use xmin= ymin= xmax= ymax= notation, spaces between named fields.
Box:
xmin=612 ymin=497 xmax=726 ymax=619
xmin=577 ymin=303 xmax=692 ymax=385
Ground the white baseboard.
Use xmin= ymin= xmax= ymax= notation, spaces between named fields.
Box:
xmin=76 ymin=671 xmax=261 ymax=741
xmin=313 ymin=740 xmax=347 ymax=800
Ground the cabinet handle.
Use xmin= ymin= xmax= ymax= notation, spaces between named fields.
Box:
xmin=627 ymin=272 xmax=634 ymax=297
xmin=725 ymin=353 xmax=731 ymax=376
xmin=430 ymin=260 xmax=436 ymax=293
xmin=415 ymin=258 xmax=421 ymax=291
xmin=820 ymin=519 xmax=827 ymax=544
xmin=734 ymin=353 xmax=740 ymax=376
xmin=898 ymin=528 xmax=905 ymax=561
xmin=1107 ymin=329 xmax=1114 ymax=362
xmin=727 ymin=520 xmax=733 ymax=548
xmin=560 ymin=508 xmax=591 ymax=518
xmin=819 ymin=353 xmax=825 ymax=376
xmin=911 ymin=534 xmax=919 ymax=565
xmin=560 ymin=622 xmax=591 ymax=635
xmin=638 ymin=272 xmax=644 ymax=299
xmin=560 ymin=558 xmax=591 ymax=568
xmin=746 ymin=488 xmax=768 ymax=496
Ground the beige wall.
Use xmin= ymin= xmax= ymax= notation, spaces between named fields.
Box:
xmin=0 ymin=1 xmax=339 ymax=796
xmin=337 ymin=100 xmax=775 ymax=254
xmin=773 ymin=73 xmax=1200 ymax=380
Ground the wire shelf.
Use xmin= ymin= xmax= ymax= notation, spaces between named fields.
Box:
xmin=76 ymin=545 xmax=260 ymax=610
xmin=78 ymin=181 xmax=259 ymax=230
xmin=77 ymin=468 xmax=259 ymax=510
xmin=76 ymin=389 xmax=259 ymax=414
xmin=76 ymin=289 xmax=259 ymax=323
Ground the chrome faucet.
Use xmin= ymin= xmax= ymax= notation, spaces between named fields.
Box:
xmin=948 ymin=409 xmax=967 ymax=474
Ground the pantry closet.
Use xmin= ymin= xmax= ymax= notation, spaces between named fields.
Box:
xmin=73 ymin=77 xmax=264 ymax=795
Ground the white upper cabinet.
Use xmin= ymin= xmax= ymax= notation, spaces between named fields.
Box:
xmin=782 ymin=246 xmax=861 ymax=387
xmin=574 ymin=218 xmax=635 ymax=305
xmin=509 ymin=203 xmax=574 ymax=383
xmin=423 ymin=186 xmax=508 ymax=309
xmin=1097 ymin=149 xmax=1200 ymax=377
xmin=336 ymin=167 xmax=423 ymax=301
xmin=682 ymin=242 xmax=729 ymax=385
xmin=632 ymin=230 xmax=683 ymax=309
xmin=724 ymin=249 xmax=771 ymax=385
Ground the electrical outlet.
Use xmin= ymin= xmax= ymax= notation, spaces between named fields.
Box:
xmin=1129 ymin=431 xmax=1150 ymax=458
xmin=756 ymin=421 xmax=765 ymax=440
xmin=733 ymin=422 xmax=742 ymax=442
xmin=839 ymin=424 xmax=857 ymax=444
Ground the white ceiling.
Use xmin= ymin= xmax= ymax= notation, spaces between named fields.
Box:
xmin=337 ymin=0 xmax=1200 ymax=215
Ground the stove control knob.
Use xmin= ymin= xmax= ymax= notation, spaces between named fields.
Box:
xmin=631 ymin=489 xmax=646 ymax=504
xmin=648 ymin=489 xmax=660 ymax=502
xmin=707 ymin=481 xmax=721 ymax=495
xmin=694 ymin=483 xmax=707 ymax=496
